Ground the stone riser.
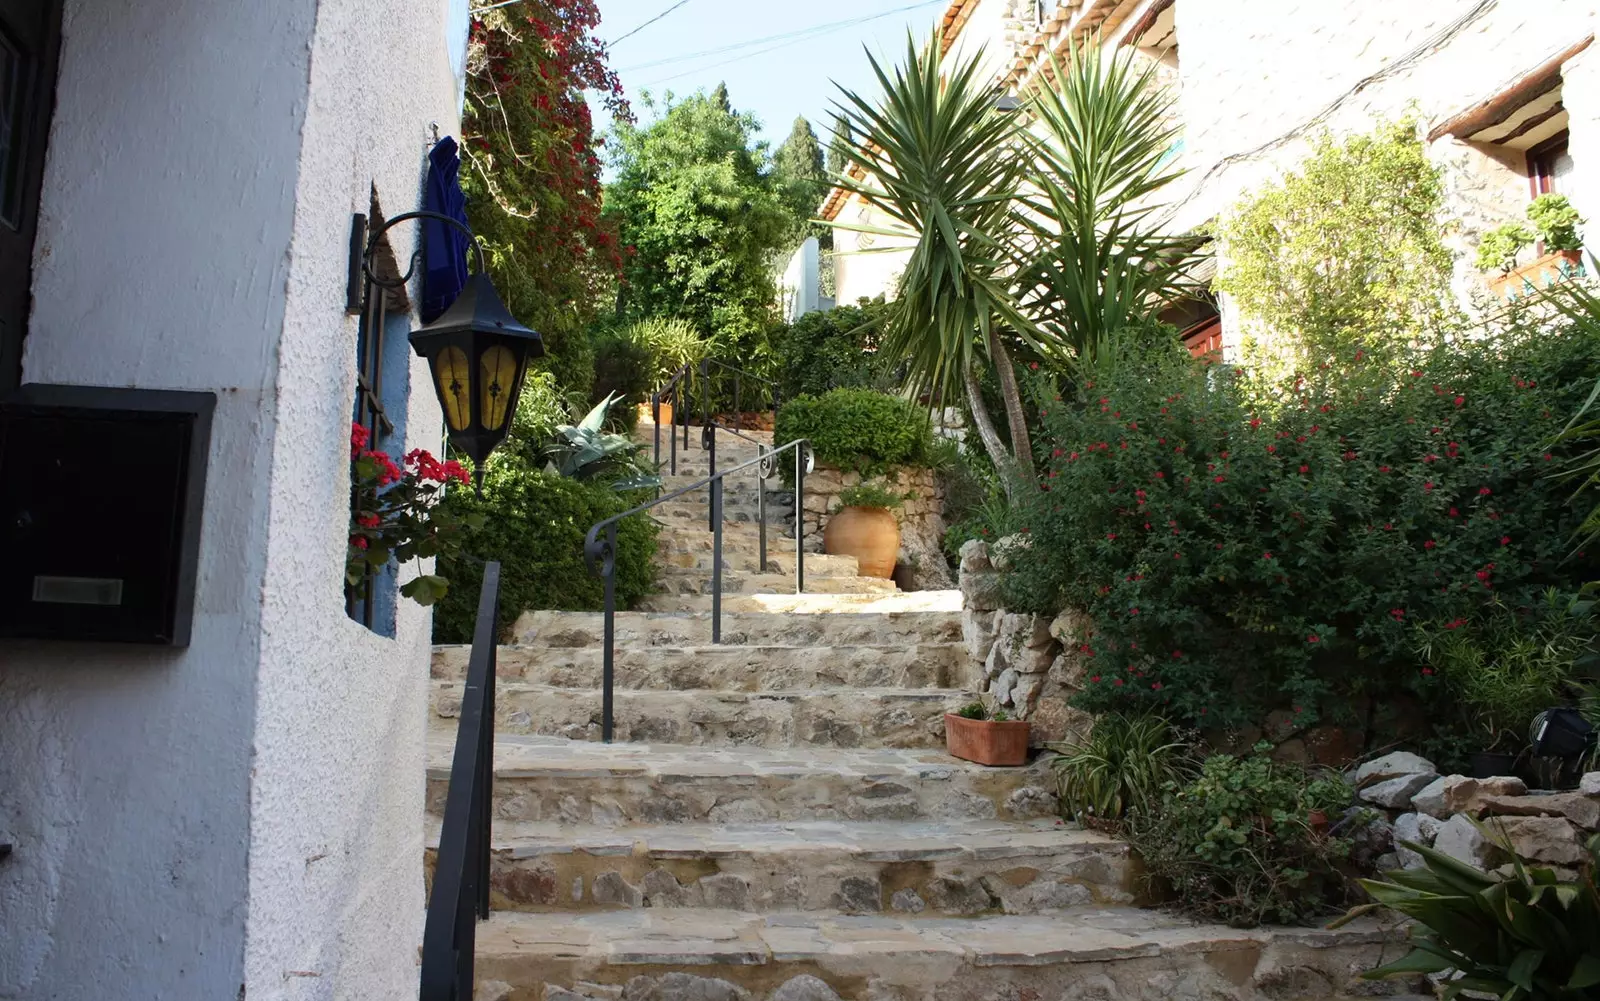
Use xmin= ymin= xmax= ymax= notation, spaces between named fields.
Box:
xmin=432 ymin=684 xmax=967 ymax=749
xmin=506 ymin=610 xmax=964 ymax=648
xmin=651 ymin=571 xmax=897 ymax=597
xmin=432 ymin=642 xmax=966 ymax=690
xmin=428 ymin=823 xmax=1132 ymax=917
xmin=657 ymin=550 xmax=857 ymax=576
xmin=470 ymin=911 xmax=1412 ymax=1001
xmin=426 ymin=744 xmax=1057 ymax=826
xmin=634 ymin=592 xmax=956 ymax=614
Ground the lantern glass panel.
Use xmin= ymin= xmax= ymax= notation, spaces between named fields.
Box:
xmin=436 ymin=345 xmax=471 ymax=431
xmin=480 ymin=344 xmax=517 ymax=432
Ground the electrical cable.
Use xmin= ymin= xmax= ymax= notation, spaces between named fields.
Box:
xmin=609 ymin=0 xmax=695 ymax=47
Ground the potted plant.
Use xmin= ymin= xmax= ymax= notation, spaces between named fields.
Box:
xmin=1482 ymin=194 xmax=1586 ymax=298
xmin=1529 ymin=191 xmax=1584 ymax=258
xmin=1475 ymin=222 xmax=1533 ymax=276
xmin=823 ymin=480 xmax=908 ymax=579
xmin=945 ymin=700 xmax=1031 ymax=767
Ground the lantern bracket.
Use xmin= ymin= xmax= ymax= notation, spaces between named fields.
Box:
xmin=352 ymin=210 xmax=488 ymax=296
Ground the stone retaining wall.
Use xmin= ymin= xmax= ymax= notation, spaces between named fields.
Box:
xmin=801 ymin=464 xmax=952 ymax=589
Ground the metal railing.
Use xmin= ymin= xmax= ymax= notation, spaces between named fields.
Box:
xmin=649 ymin=358 xmax=781 ymax=486
xmin=419 ymin=561 xmax=500 ymax=1001
xmin=584 ymin=437 xmax=813 ymax=742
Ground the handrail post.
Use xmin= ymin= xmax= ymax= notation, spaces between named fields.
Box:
xmin=757 ymin=446 xmax=768 ymax=573
xmin=711 ymin=476 xmax=724 ymax=644
xmin=796 ymin=445 xmax=806 ymax=594
xmin=652 ymin=391 xmax=661 ymax=472
xmin=602 ymin=523 xmax=617 ymax=743
xmin=671 ymin=382 xmax=680 ymax=476
xmin=706 ymin=423 xmax=717 ymax=531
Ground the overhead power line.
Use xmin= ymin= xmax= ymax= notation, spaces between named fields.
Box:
xmin=608 ymin=0 xmax=695 ymax=47
xmin=625 ymin=0 xmax=943 ymax=80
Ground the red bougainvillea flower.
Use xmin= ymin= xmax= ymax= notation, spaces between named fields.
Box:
xmin=1113 ymin=678 xmax=1124 ymax=687
xmin=1479 ymin=487 xmax=1492 ymax=496
xmin=350 ymin=422 xmax=371 ymax=452
xmin=1263 ymin=552 xmax=1273 ymax=560
xmin=1448 ymin=507 xmax=1458 ymax=518
xmin=1422 ymin=667 xmax=1435 ymax=676
xmin=351 ymin=536 xmax=369 ymax=550
xmin=1090 ymin=675 xmax=1101 ymax=683
xmin=1501 ymin=536 xmax=1511 ymax=545
xmin=1129 ymin=607 xmax=1140 ymax=616
xmin=1423 ymin=481 xmax=1434 ymax=491
xmin=1214 ymin=475 xmax=1226 ymax=483
xmin=1424 ymin=540 xmax=1436 ymax=549
xmin=357 ymin=513 xmax=381 ymax=528
xmin=1454 ymin=395 xmax=1465 ymax=407
xmin=1106 ymin=533 xmax=1117 ymax=540
xmin=1390 ymin=608 xmax=1405 ymax=620
xmin=1307 ymin=634 xmax=1319 ymax=643
xmin=1299 ymin=465 xmax=1309 ymax=474
xmin=1267 ymin=445 xmax=1277 ymax=453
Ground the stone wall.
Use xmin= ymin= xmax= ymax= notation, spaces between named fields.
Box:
xmin=802 ymin=464 xmax=953 ymax=589
xmin=958 ymin=538 xmax=1092 ymax=747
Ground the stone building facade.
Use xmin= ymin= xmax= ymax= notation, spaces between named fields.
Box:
xmin=823 ymin=0 xmax=1600 ymax=355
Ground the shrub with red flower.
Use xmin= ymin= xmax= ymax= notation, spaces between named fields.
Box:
xmin=348 ymin=423 xmax=482 ymax=606
xmin=1003 ymin=324 xmax=1600 ymax=734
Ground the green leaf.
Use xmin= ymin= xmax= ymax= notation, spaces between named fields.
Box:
xmin=1363 ymin=947 xmax=1454 ymax=978
xmin=1505 ymin=948 xmax=1544 ymax=991
xmin=1568 ymin=954 xmax=1600 ymax=989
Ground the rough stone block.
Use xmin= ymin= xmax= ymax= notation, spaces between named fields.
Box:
xmin=962 ymin=609 xmax=1001 ymax=667
xmin=960 ymin=570 xmax=1003 ymax=612
xmin=925 ymin=875 xmax=994 ymax=915
xmin=1412 ymin=774 xmax=1527 ymax=819
xmin=700 ymin=873 xmax=751 ymax=910
xmin=1581 ymin=771 xmax=1600 ymax=797
xmin=958 ymin=538 xmax=991 ymax=573
xmin=1353 ymin=751 xmax=1437 ymax=790
xmin=1047 ymin=607 xmax=1091 ymax=646
xmin=1393 ymin=812 xmax=1444 ymax=869
xmin=994 ymin=668 xmax=1019 ymax=707
xmin=769 ymin=977 xmax=842 ymax=1001
xmin=623 ymin=974 xmax=751 ymax=1001
xmin=1359 ymin=772 xmax=1438 ymax=809
xmin=829 ymin=875 xmax=882 ymax=913
xmin=1480 ymin=793 xmax=1600 ymax=831
xmin=1433 ymin=814 xmax=1493 ymax=869
xmin=889 ymin=888 xmax=926 ymax=913
xmin=989 ymin=533 xmax=1030 ymax=571
xmin=1497 ymin=816 xmax=1586 ymax=866
xmin=592 ymin=871 xmax=643 ymax=907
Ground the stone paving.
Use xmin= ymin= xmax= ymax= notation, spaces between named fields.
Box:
xmin=427 ymin=421 xmax=1414 ymax=1000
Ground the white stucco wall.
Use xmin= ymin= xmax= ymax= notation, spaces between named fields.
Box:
xmin=0 ymin=0 xmax=463 ymax=998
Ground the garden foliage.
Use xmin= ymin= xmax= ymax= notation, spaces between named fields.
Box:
xmin=771 ymin=299 xmax=893 ymax=402
xmin=774 ymin=388 xmax=934 ymax=475
xmin=434 ymin=466 xmax=658 ymax=643
xmin=1003 ymin=321 xmax=1600 ymax=732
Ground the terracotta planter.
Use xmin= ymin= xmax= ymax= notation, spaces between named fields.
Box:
xmin=637 ymin=401 xmax=674 ymax=427
xmin=823 ymin=505 xmax=901 ymax=579
xmin=944 ymin=713 xmax=1031 ymax=767
xmin=1488 ymin=249 xmax=1584 ymax=300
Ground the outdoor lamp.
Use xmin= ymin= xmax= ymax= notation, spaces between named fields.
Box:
xmin=356 ymin=210 xmax=543 ymax=491
xmin=1530 ymin=707 xmax=1597 ymax=760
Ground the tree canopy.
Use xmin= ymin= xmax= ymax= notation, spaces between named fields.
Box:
xmin=772 ymin=116 xmax=830 ymax=248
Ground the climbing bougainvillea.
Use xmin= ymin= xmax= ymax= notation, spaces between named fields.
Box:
xmin=462 ymin=2 xmax=631 ymax=395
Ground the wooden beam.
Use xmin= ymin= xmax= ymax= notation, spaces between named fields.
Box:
xmin=1121 ymin=0 xmax=1175 ymax=47
xmin=1429 ymin=35 xmax=1592 ymax=141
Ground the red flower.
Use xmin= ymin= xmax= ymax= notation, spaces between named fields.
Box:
xmin=1390 ymin=608 xmax=1405 ymax=620
xmin=1263 ymin=552 xmax=1273 ymax=560
xmin=1379 ymin=465 xmax=1391 ymax=473
xmin=1424 ymin=540 xmax=1436 ymax=549
xmin=1424 ymin=481 xmax=1434 ymax=491
xmin=1106 ymin=533 xmax=1117 ymax=540
xmin=1307 ymin=634 xmax=1319 ymax=643
xmin=351 ymin=535 xmax=369 ymax=550
xmin=1129 ymin=607 xmax=1140 ymax=616
xmin=1479 ymin=487 xmax=1492 ymax=496
xmin=1454 ymin=395 xmax=1465 ymax=407
xmin=1214 ymin=475 xmax=1226 ymax=483
xmin=1172 ymin=649 xmax=1183 ymax=659
xmin=1421 ymin=667 xmax=1435 ymax=676
xmin=1113 ymin=678 xmax=1124 ymax=687
xmin=1448 ymin=507 xmax=1458 ymax=518
xmin=1501 ymin=536 xmax=1511 ymax=545
xmin=1151 ymin=682 xmax=1163 ymax=691
xmin=1155 ymin=471 xmax=1165 ymax=479
xmin=1090 ymin=675 xmax=1101 ymax=683
xmin=1299 ymin=465 xmax=1309 ymax=474
xmin=1267 ymin=445 xmax=1277 ymax=453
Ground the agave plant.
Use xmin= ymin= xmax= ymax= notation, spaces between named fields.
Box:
xmin=542 ymin=394 xmax=661 ymax=491
xmin=1345 ymin=828 xmax=1600 ymax=1000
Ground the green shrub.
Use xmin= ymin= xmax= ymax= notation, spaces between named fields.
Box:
xmin=1530 ymin=192 xmax=1585 ymax=253
xmin=837 ymin=480 xmax=909 ymax=511
xmin=434 ymin=466 xmax=658 ymax=643
xmin=774 ymin=388 xmax=934 ymax=474
xmin=1127 ymin=744 xmax=1361 ymax=926
xmin=772 ymin=299 xmax=894 ymax=401
xmin=1004 ymin=319 xmax=1600 ymax=733
xmin=625 ymin=317 xmax=714 ymax=388
xmin=1351 ymin=825 xmax=1600 ymax=998
xmin=591 ymin=332 xmax=652 ymax=430
xmin=1050 ymin=713 xmax=1195 ymax=826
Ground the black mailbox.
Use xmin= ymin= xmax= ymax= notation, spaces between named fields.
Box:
xmin=0 ymin=385 xmax=214 ymax=646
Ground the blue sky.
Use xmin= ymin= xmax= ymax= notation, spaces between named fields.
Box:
xmin=589 ymin=0 xmax=948 ymax=153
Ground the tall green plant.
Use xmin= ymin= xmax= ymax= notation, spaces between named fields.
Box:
xmin=1050 ymin=713 xmax=1194 ymax=825
xmin=1015 ymin=39 xmax=1197 ymax=369
xmin=829 ymin=35 xmax=1036 ymax=489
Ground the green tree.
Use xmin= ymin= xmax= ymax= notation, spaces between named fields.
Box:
xmin=1213 ymin=119 xmax=1456 ymax=373
xmin=773 ymin=116 xmax=830 ymax=248
xmin=604 ymin=89 xmax=791 ymax=365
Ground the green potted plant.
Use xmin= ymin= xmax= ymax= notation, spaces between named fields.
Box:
xmin=945 ymin=699 xmax=1031 ymax=767
xmin=825 ymin=480 xmax=909 ymax=579
xmin=1477 ymin=222 xmax=1534 ymax=276
xmin=1529 ymin=192 xmax=1584 ymax=256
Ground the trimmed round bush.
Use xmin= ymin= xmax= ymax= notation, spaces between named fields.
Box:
xmin=774 ymin=388 xmax=933 ymax=474
xmin=434 ymin=466 xmax=658 ymax=643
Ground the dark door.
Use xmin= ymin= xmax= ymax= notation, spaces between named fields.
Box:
xmin=0 ymin=0 xmax=62 ymax=392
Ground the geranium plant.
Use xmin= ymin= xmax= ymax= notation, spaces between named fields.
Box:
xmin=347 ymin=422 xmax=480 ymax=607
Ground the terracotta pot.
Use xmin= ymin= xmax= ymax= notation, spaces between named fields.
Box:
xmin=944 ymin=714 xmax=1031 ymax=767
xmin=823 ymin=505 xmax=900 ymax=579
xmin=1488 ymin=249 xmax=1585 ymax=300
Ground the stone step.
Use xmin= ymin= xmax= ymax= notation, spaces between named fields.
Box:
xmin=432 ymin=641 xmax=968 ymax=690
xmin=469 ymin=908 xmax=1402 ymax=1001
xmin=651 ymin=570 xmax=897 ymax=597
xmin=431 ymin=818 xmax=1133 ymax=916
xmin=633 ymin=591 xmax=960 ymax=614
xmin=431 ymin=684 xmax=969 ymax=749
xmin=425 ymin=736 xmax=1059 ymax=826
xmin=506 ymin=609 xmax=964 ymax=648
xmin=655 ymin=550 xmax=858 ymax=576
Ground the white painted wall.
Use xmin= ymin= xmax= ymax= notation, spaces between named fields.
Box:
xmin=0 ymin=0 xmax=462 ymax=997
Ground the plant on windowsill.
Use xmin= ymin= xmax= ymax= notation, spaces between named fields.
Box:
xmin=945 ymin=698 xmax=1031 ymax=767
xmin=826 ymin=480 xmax=911 ymax=579
xmin=1476 ymin=222 xmax=1534 ymax=275
xmin=347 ymin=422 xmax=482 ymax=607
xmin=1529 ymin=192 xmax=1585 ymax=254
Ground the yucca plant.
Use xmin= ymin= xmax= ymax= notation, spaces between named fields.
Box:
xmin=1049 ymin=712 xmax=1194 ymax=825
xmin=1345 ymin=828 xmax=1600 ymax=1000
xmin=1013 ymin=38 xmax=1199 ymax=371
xmin=829 ymin=35 xmax=1037 ymax=491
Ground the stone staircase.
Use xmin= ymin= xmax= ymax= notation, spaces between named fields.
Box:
xmin=424 ymin=421 xmax=1406 ymax=1001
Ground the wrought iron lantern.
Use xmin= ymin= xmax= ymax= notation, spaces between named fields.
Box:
xmin=357 ymin=211 xmax=543 ymax=490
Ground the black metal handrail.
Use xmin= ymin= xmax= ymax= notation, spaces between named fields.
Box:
xmin=584 ymin=438 xmax=813 ymax=742
xmin=420 ymin=561 xmax=500 ymax=1001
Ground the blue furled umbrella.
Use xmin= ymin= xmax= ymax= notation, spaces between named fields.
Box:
xmin=421 ymin=136 xmax=472 ymax=323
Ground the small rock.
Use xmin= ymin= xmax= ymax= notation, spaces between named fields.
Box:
xmin=1006 ymin=785 xmax=1060 ymax=819
xmin=592 ymin=871 xmax=643 ymax=907
xmin=1352 ymin=751 xmax=1436 ymax=790
xmin=699 ymin=873 xmax=751 ymax=910
xmin=925 ymin=876 xmax=994 ymax=915
xmin=1359 ymin=772 xmax=1438 ymax=809
xmin=708 ymin=798 xmax=775 ymax=824
xmin=958 ymin=539 xmax=991 ymax=573
xmin=1412 ymin=774 xmax=1527 ymax=819
xmin=829 ymin=875 xmax=881 ymax=913
xmin=541 ymin=987 xmax=584 ymax=1001
xmin=1375 ymin=852 xmax=1402 ymax=872
xmin=624 ymin=974 xmax=751 ymax=1001
xmin=642 ymin=868 xmax=699 ymax=907
xmin=989 ymin=533 xmax=1031 ymax=571
xmin=997 ymin=877 xmax=1093 ymax=913
xmin=1393 ymin=812 xmax=1444 ymax=868
xmin=770 ymin=976 xmax=842 ymax=1001
xmin=993 ymin=668 xmax=1019 ymax=707
xmin=1047 ymin=608 xmax=1091 ymax=646
xmin=960 ymin=570 xmax=1003 ymax=612
xmin=1433 ymin=814 xmax=1493 ymax=869
xmin=1479 ymin=793 xmax=1600 ymax=831
xmin=961 ymin=609 xmax=1000 ymax=666
xmin=889 ymin=888 xmax=926 ymax=913
xmin=1581 ymin=772 xmax=1600 ymax=797
xmin=475 ymin=982 xmax=513 ymax=1001
xmin=1497 ymin=816 xmax=1586 ymax=866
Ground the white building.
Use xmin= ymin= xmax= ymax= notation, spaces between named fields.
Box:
xmin=0 ymin=1 xmax=467 ymax=997
xmin=822 ymin=0 xmax=1600 ymax=357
